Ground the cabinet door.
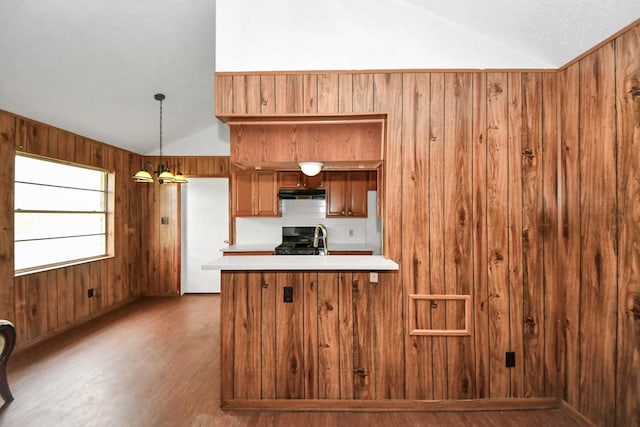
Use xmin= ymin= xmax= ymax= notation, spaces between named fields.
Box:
xmin=233 ymin=171 xmax=254 ymax=216
xmin=304 ymin=172 xmax=324 ymax=189
xmin=366 ymin=171 xmax=377 ymax=190
xmin=279 ymin=171 xmax=302 ymax=188
xmin=347 ymin=172 xmax=368 ymax=217
xmin=255 ymin=171 xmax=279 ymax=216
xmin=326 ymin=172 xmax=347 ymax=217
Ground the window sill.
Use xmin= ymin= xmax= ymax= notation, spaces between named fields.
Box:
xmin=14 ymin=255 xmax=115 ymax=277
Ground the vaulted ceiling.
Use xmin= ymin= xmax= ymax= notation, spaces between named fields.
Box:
xmin=1 ymin=1 xmax=638 ymax=155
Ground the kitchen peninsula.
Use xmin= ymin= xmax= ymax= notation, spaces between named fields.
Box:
xmin=203 ymin=255 xmax=398 ymax=407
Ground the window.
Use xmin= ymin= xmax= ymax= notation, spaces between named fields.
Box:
xmin=14 ymin=153 xmax=113 ymax=273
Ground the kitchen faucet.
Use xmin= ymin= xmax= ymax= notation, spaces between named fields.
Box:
xmin=313 ymin=224 xmax=329 ymax=255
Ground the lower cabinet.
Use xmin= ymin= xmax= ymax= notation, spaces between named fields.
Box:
xmin=220 ymin=270 xmax=375 ymax=401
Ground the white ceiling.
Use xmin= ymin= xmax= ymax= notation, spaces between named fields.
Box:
xmin=1 ymin=1 xmax=638 ymax=155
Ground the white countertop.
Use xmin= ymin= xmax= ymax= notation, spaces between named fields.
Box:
xmin=202 ymin=255 xmax=398 ymax=271
xmin=221 ymin=243 xmax=377 ymax=253
xmin=221 ymin=244 xmax=277 ymax=253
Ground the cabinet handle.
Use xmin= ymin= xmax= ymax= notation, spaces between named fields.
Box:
xmin=341 ymin=211 xmax=345 ymax=215
xmin=348 ymin=211 xmax=352 ymax=216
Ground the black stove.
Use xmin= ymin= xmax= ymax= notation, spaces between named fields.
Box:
xmin=274 ymin=226 xmax=322 ymax=255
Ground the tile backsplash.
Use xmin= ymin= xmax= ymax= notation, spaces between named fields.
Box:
xmin=236 ymin=191 xmax=381 ymax=254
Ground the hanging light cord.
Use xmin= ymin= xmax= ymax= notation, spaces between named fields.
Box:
xmin=158 ymin=96 xmax=163 ymax=160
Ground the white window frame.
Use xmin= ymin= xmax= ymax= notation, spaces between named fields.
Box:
xmin=14 ymin=153 xmax=115 ymax=275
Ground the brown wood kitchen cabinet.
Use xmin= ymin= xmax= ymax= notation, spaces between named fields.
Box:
xmin=326 ymin=172 xmax=368 ymax=217
xmin=232 ymin=170 xmax=279 ymax=217
xmin=278 ymin=171 xmax=324 ymax=189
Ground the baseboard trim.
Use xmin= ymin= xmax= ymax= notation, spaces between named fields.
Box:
xmin=222 ymin=397 xmax=560 ymax=412
xmin=559 ymin=400 xmax=597 ymax=427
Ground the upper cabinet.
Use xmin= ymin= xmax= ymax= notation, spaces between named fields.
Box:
xmin=224 ymin=115 xmax=385 ymax=172
xmin=278 ymin=171 xmax=324 ymax=189
xmin=232 ymin=170 xmax=279 ymax=217
xmin=326 ymin=172 xmax=368 ymax=218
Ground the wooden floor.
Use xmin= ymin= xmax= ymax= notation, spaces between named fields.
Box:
xmin=0 ymin=295 xmax=583 ymax=427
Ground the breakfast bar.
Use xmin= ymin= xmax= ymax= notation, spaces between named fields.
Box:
xmin=203 ymin=255 xmax=399 ymax=408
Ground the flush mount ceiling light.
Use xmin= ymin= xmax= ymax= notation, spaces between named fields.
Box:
xmin=132 ymin=94 xmax=187 ymax=184
xmin=299 ymin=161 xmax=323 ymax=176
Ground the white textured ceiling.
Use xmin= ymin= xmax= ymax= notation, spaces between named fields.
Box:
xmin=0 ymin=1 xmax=638 ymax=155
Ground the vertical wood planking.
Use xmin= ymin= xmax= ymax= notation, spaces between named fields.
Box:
xmin=275 ymin=75 xmax=304 ymax=114
xmin=46 ymin=269 xmax=58 ymax=333
xmin=75 ymin=137 xmax=92 ymax=165
xmin=57 ymin=267 xmax=75 ymax=327
xmin=373 ymin=73 xmax=404 ymax=399
xmin=275 ymin=271 xmax=304 ymax=398
xmin=303 ymin=271 xmax=319 ymax=399
xmin=303 ymin=74 xmax=318 ymax=114
xmin=558 ymin=64 xmax=581 ymax=407
xmin=338 ymin=272 xmax=354 ymax=399
xmin=486 ymin=72 xmax=512 ymax=398
xmin=232 ymin=75 xmax=247 ymax=114
xmin=352 ymin=272 xmax=374 ymax=399
xmin=13 ymin=277 xmax=27 ymax=345
xmin=318 ymin=272 xmax=340 ymax=399
xmin=233 ymin=272 xmax=262 ymax=399
xmin=74 ymin=263 xmax=91 ymax=321
xmin=507 ymin=73 xmax=525 ymax=398
xmin=578 ymin=43 xmax=617 ymax=425
xmin=472 ymin=72 xmax=489 ymax=399
xmin=89 ymin=261 xmax=103 ymax=315
xmin=57 ymin=130 xmax=76 ymax=162
xmin=401 ymin=73 xmax=433 ymax=400
xmin=26 ymin=273 xmax=48 ymax=341
xmin=220 ymin=272 xmax=235 ymax=403
xmin=521 ymin=72 xmax=545 ymax=397
xmin=541 ymin=72 xmax=561 ymax=397
xmin=338 ymin=74 xmax=353 ymax=113
xmin=260 ymin=76 xmax=276 ymax=114
xmin=261 ymin=271 xmax=277 ymax=399
xmin=111 ymin=150 xmax=125 ymax=304
xmin=0 ymin=111 xmax=15 ymax=321
xmin=443 ymin=73 xmax=474 ymax=399
xmin=318 ymin=74 xmax=339 ymax=114
xmin=233 ymin=75 xmax=261 ymax=114
xmin=215 ymin=75 xmax=234 ymax=116
xmin=429 ymin=73 xmax=448 ymax=400
xmin=352 ymin=74 xmax=374 ymax=113
xmin=615 ymin=24 xmax=640 ymax=427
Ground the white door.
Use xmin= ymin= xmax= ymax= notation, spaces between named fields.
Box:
xmin=181 ymin=177 xmax=229 ymax=294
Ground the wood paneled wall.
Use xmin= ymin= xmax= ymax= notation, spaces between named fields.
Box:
xmin=0 ymin=110 xmax=145 ymax=347
xmin=140 ymin=155 xmax=229 ymax=297
xmin=558 ymin=26 xmax=640 ymax=427
xmin=0 ymin=110 xmax=232 ymax=344
xmin=215 ymin=22 xmax=640 ymax=426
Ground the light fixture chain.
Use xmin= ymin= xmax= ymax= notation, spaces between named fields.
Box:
xmin=159 ymin=97 xmax=163 ymax=159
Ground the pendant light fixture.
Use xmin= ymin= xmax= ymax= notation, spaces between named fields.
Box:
xmin=299 ymin=161 xmax=323 ymax=177
xmin=132 ymin=93 xmax=187 ymax=184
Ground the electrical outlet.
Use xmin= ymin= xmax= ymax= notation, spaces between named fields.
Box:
xmin=161 ymin=216 xmax=169 ymax=225
xmin=88 ymin=288 xmax=94 ymax=298
xmin=283 ymin=286 xmax=294 ymax=303
xmin=369 ymin=272 xmax=378 ymax=283
xmin=349 ymin=229 xmax=354 ymax=237
xmin=506 ymin=351 xmax=516 ymax=368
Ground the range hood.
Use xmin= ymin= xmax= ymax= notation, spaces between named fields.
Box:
xmin=278 ymin=188 xmax=326 ymax=200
